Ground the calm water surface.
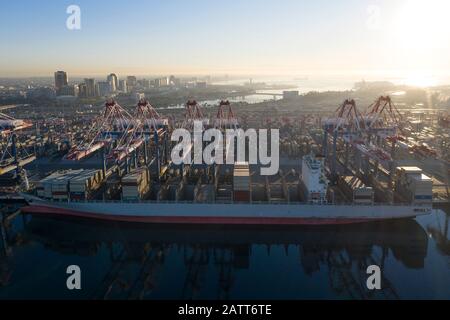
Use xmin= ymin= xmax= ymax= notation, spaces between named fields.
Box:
xmin=0 ymin=208 xmax=449 ymax=300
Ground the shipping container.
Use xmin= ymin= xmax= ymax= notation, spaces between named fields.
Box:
xmin=338 ymin=176 xmax=374 ymax=204
xmin=122 ymin=168 xmax=150 ymax=201
xmin=234 ymin=190 xmax=251 ymax=202
xmin=37 ymin=170 xmax=84 ymax=199
xmin=233 ymin=162 xmax=251 ymax=201
xmin=395 ymin=166 xmax=433 ymax=204
xmin=69 ymin=169 xmax=105 ymax=201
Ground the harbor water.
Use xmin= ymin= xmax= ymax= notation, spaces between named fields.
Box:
xmin=0 ymin=208 xmax=449 ymax=300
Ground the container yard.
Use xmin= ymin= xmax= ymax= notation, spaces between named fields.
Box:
xmin=0 ymin=95 xmax=448 ymax=219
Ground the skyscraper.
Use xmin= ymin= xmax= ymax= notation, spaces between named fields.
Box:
xmin=54 ymin=71 xmax=68 ymax=90
xmin=98 ymin=81 xmax=111 ymax=97
xmin=119 ymin=80 xmax=128 ymax=93
xmin=78 ymin=83 xmax=87 ymax=98
xmin=107 ymin=73 xmax=118 ymax=92
xmin=154 ymin=77 xmax=169 ymax=88
xmin=58 ymin=84 xmax=79 ymax=97
xmin=84 ymin=78 xmax=97 ymax=98
xmin=127 ymin=76 xmax=137 ymax=91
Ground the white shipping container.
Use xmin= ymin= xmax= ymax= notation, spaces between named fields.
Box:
xmin=395 ymin=167 xmax=433 ymax=204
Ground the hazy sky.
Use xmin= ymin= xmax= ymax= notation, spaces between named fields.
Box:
xmin=1 ymin=0 xmax=450 ymax=79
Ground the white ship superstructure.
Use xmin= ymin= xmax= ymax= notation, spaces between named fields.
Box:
xmin=301 ymin=153 xmax=329 ymax=204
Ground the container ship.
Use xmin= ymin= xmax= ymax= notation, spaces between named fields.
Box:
xmin=10 ymin=98 xmax=440 ymax=225
xmin=20 ymin=157 xmax=433 ymax=226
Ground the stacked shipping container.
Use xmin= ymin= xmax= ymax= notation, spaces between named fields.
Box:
xmin=37 ymin=169 xmax=104 ymax=201
xmin=69 ymin=169 xmax=105 ymax=201
xmin=395 ymin=166 xmax=433 ymax=204
xmin=36 ymin=171 xmax=65 ymax=198
xmin=121 ymin=168 xmax=150 ymax=201
xmin=338 ymin=176 xmax=374 ymax=204
xmin=233 ymin=162 xmax=251 ymax=202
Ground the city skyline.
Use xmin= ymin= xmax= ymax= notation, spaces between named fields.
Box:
xmin=1 ymin=0 xmax=450 ymax=83
xmin=48 ymin=70 xmax=199 ymax=98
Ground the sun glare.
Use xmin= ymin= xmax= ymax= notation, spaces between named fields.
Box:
xmin=396 ymin=0 xmax=450 ymax=44
xmin=404 ymin=74 xmax=438 ymax=87
xmin=393 ymin=0 xmax=450 ymax=86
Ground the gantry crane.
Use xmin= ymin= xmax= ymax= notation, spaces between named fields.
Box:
xmin=182 ymin=100 xmax=209 ymax=131
xmin=322 ymin=99 xmax=364 ymax=178
xmin=321 ymin=97 xmax=402 ymax=191
xmin=109 ymin=100 xmax=166 ymax=162
xmin=0 ymin=112 xmax=35 ymax=179
xmin=363 ymin=96 xmax=402 ymax=140
xmin=67 ymin=99 xmax=170 ymax=177
xmin=126 ymin=99 xmax=170 ymax=177
xmin=66 ymin=99 xmax=133 ymax=161
xmin=214 ymin=100 xmax=239 ymax=130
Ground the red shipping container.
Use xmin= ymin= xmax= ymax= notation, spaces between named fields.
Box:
xmin=234 ymin=191 xmax=250 ymax=202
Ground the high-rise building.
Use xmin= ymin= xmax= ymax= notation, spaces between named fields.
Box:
xmin=154 ymin=77 xmax=169 ymax=88
xmin=97 ymin=81 xmax=111 ymax=97
xmin=58 ymin=84 xmax=79 ymax=97
xmin=107 ymin=73 xmax=118 ymax=92
xmin=174 ymin=79 xmax=181 ymax=87
xmin=196 ymin=81 xmax=207 ymax=89
xmin=84 ymin=78 xmax=97 ymax=98
xmin=119 ymin=80 xmax=128 ymax=93
xmin=169 ymin=75 xmax=180 ymax=86
xmin=54 ymin=71 xmax=68 ymax=90
xmin=127 ymin=76 xmax=137 ymax=90
xmin=78 ymin=83 xmax=87 ymax=98
xmin=139 ymin=79 xmax=150 ymax=89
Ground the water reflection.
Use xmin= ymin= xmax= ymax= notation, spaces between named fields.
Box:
xmin=427 ymin=210 xmax=450 ymax=255
xmin=10 ymin=216 xmax=431 ymax=300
